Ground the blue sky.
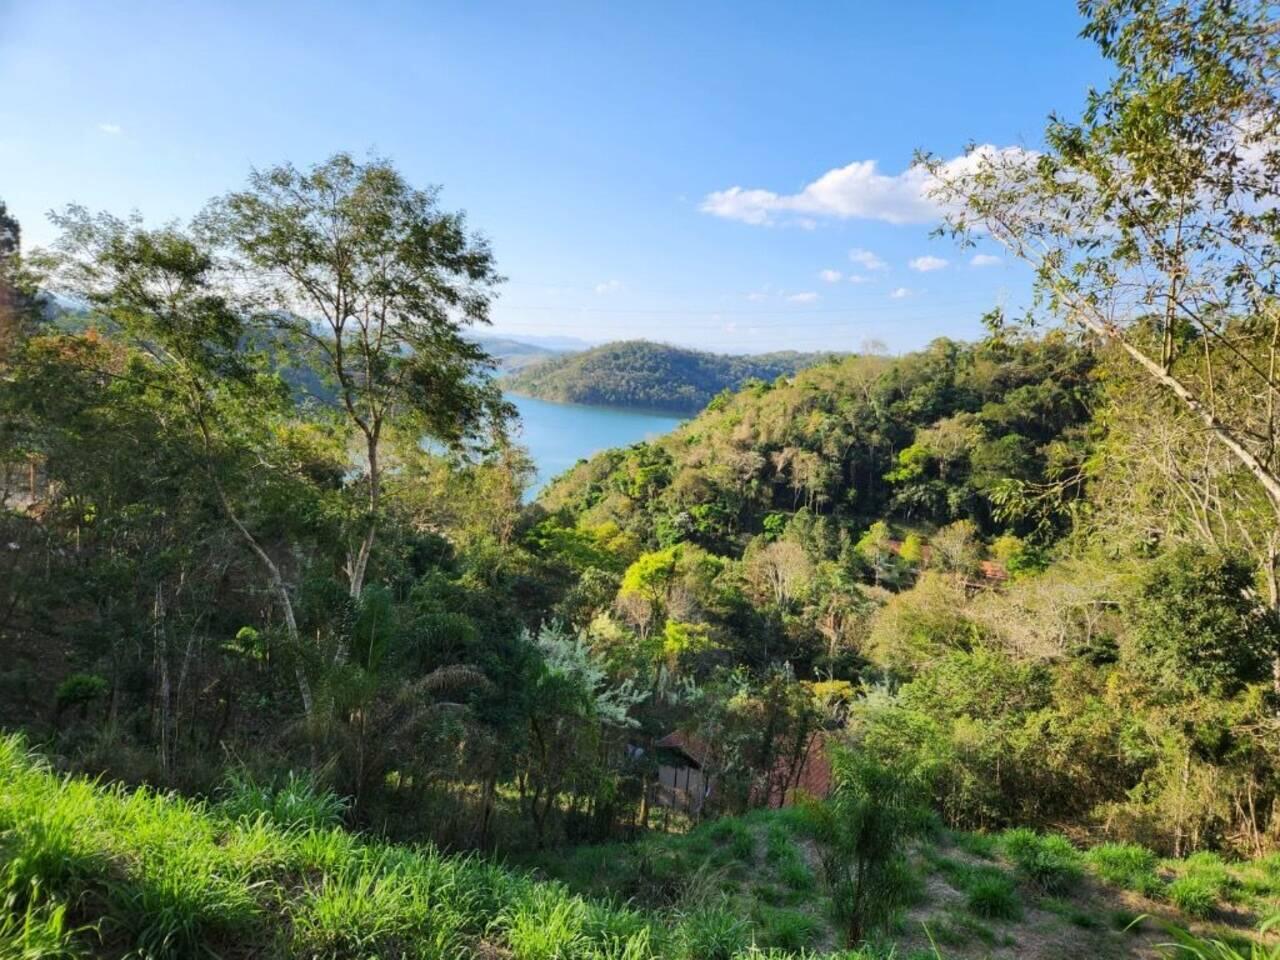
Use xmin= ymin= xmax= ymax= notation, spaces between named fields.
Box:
xmin=0 ymin=1 xmax=1104 ymax=353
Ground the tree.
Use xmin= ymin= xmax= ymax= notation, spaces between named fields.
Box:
xmin=1129 ymin=546 xmax=1276 ymax=696
xmin=43 ymin=208 xmax=328 ymax=716
xmin=927 ymin=0 xmax=1280 ymax=593
xmin=0 ymin=200 xmax=34 ymax=363
xmin=205 ymin=153 xmax=510 ymax=604
xmin=807 ymin=751 xmax=929 ymax=946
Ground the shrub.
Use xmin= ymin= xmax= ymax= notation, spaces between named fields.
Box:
xmin=53 ymin=674 xmax=108 ymax=716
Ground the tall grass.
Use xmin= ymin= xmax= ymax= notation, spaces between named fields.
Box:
xmin=5 ymin=734 xmax=1280 ymax=959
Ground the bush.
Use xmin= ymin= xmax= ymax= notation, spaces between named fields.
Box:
xmin=53 ymin=673 xmax=108 ymax=715
xmin=999 ymin=829 xmax=1082 ymax=894
xmin=1085 ymin=842 xmax=1162 ymax=895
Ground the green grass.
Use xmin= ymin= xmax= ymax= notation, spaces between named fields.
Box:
xmin=6 ymin=734 xmax=1279 ymax=959
xmin=998 ymin=828 xmax=1082 ymax=894
xmin=965 ymin=870 xmax=1023 ymax=921
xmin=1085 ymin=842 xmax=1163 ymax=895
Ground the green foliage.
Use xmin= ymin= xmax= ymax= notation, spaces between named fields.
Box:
xmin=1167 ymin=874 xmax=1222 ymax=920
xmin=1149 ymin=915 xmax=1280 ymax=959
xmin=964 ymin=871 xmax=1022 ymax=921
xmin=216 ymin=770 xmax=348 ymax=830
xmin=52 ymin=674 xmax=107 ymax=713
xmin=673 ymin=907 xmax=751 ymax=960
xmin=0 ymin=884 xmax=84 ymax=960
xmin=1084 ymin=843 xmax=1162 ymax=895
xmin=1129 ymin=547 xmax=1275 ymax=695
xmin=506 ymin=340 xmax=837 ymax=414
xmin=807 ymin=752 xmax=930 ymax=946
xmin=997 ymin=829 xmax=1081 ymax=894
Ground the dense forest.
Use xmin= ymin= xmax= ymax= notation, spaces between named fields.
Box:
xmin=503 ymin=339 xmax=839 ymax=413
xmin=3 ymin=2 xmax=1280 ymax=957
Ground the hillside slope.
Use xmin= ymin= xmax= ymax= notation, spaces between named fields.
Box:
xmin=4 ymin=735 xmax=1271 ymax=960
xmin=504 ymin=340 xmax=839 ymax=413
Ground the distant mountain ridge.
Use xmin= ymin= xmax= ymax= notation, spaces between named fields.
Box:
xmin=503 ymin=339 xmax=842 ymax=414
xmin=470 ymin=335 xmax=567 ymax=373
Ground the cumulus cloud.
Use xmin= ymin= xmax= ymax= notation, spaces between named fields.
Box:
xmin=818 ymin=269 xmax=842 ymax=283
xmin=787 ymin=291 xmax=820 ymax=303
xmin=909 ymin=255 xmax=948 ymax=272
xmin=593 ymin=279 xmax=623 ymax=295
xmin=888 ymin=287 xmax=915 ymax=299
xmin=848 ymin=247 xmax=888 ymax=271
xmin=97 ymin=122 xmax=122 ymax=135
xmin=700 ymin=145 xmax=1036 ymax=226
xmin=970 ymin=253 xmax=1002 ymax=267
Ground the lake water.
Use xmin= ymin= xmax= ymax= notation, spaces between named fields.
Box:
xmin=508 ymin=394 xmax=684 ymax=498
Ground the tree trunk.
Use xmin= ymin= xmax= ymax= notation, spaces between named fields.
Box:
xmin=214 ymin=482 xmax=313 ymax=716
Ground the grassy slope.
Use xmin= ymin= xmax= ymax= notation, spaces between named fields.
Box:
xmin=528 ymin=811 xmax=1280 ymax=960
xmin=3 ymin=735 xmax=1278 ymax=959
xmin=503 ymin=340 xmax=837 ymax=414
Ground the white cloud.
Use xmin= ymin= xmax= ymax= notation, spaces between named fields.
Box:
xmin=970 ymin=253 xmax=1002 ymax=267
xmin=848 ymin=274 xmax=871 ymax=285
xmin=593 ymin=279 xmax=623 ymax=295
xmin=97 ymin=122 xmax=122 ymax=135
xmin=888 ymin=287 xmax=915 ymax=299
xmin=787 ymin=291 xmax=820 ymax=303
xmin=818 ymin=269 xmax=843 ymax=283
xmin=700 ymin=145 xmax=1036 ymax=226
xmin=745 ymin=291 xmax=769 ymax=302
xmin=848 ymin=247 xmax=888 ymax=271
xmin=909 ymin=255 xmax=948 ymax=272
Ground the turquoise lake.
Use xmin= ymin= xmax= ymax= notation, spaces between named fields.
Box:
xmin=508 ymin=394 xmax=684 ymax=498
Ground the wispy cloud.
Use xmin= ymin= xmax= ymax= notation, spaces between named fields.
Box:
xmin=818 ymin=269 xmax=842 ymax=283
xmin=97 ymin=122 xmax=123 ymax=135
xmin=593 ymin=279 xmax=623 ymax=295
xmin=745 ymin=290 xmax=769 ymax=302
xmin=848 ymin=274 xmax=871 ymax=285
xmin=970 ymin=253 xmax=1002 ymax=267
xmin=909 ymin=255 xmax=948 ymax=272
xmin=889 ymin=287 xmax=915 ymax=299
xmin=700 ymin=145 xmax=1035 ymax=226
xmin=787 ymin=291 xmax=820 ymax=303
xmin=848 ymin=247 xmax=888 ymax=271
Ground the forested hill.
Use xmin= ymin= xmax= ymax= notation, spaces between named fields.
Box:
xmin=503 ymin=339 xmax=839 ymax=413
xmin=537 ymin=335 xmax=1094 ymax=548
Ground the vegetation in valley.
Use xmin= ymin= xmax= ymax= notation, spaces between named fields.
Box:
xmin=503 ymin=339 xmax=840 ymax=414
